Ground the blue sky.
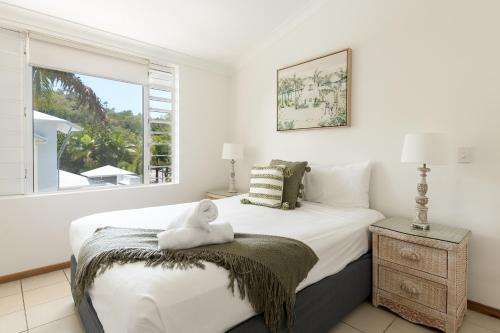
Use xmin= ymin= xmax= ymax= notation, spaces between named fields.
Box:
xmin=77 ymin=74 xmax=143 ymax=115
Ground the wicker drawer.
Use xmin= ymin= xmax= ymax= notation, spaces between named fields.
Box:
xmin=378 ymin=236 xmax=448 ymax=278
xmin=379 ymin=266 xmax=447 ymax=312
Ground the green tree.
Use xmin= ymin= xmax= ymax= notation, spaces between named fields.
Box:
xmin=33 ymin=74 xmax=145 ymax=177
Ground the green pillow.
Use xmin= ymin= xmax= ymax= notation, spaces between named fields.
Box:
xmin=270 ymin=159 xmax=309 ymax=209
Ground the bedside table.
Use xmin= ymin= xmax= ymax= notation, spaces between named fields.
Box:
xmin=369 ymin=217 xmax=470 ymax=333
xmin=205 ymin=189 xmax=244 ymax=200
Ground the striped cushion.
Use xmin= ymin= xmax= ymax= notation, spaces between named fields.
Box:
xmin=243 ymin=165 xmax=285 ymax=208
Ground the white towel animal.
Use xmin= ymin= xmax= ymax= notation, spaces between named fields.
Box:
xmin=157 ymin=199 xmax=234 ymax=250
xmin=166 ymin=199 xmax=218 ymax=231
xmin=157 ymin=221 xmax=234 ymax=250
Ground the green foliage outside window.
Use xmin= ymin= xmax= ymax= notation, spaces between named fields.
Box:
xmin=33 ymin=68 xmax=145 ymax=177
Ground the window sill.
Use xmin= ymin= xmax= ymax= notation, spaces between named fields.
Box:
xmin=0 ymin=181 xmax=179 ymax=200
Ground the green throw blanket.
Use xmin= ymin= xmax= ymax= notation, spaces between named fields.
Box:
xmin=74 ymin=227 xmax=318 ymax=333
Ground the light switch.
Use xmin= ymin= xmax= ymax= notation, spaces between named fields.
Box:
xmin=457 ymin=147 xmax=472 ymax=163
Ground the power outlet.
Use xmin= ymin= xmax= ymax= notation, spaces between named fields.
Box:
xmin=457 ymin=147 xmax=472 ymax=163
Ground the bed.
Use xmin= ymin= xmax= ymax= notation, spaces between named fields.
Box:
xmin=69 ymin=195 xmax=384 ymax=333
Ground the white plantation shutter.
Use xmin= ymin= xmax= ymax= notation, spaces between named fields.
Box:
xmin=0 ymin=28 xmax=25 ymax=195
xmin=146 ymin=64 xmax=175 ymax=183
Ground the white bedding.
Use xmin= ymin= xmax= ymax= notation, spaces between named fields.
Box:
xmin=69 ymin=195 xmax=384 ymax=333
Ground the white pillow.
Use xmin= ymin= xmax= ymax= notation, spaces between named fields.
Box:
xmin=304 ymin=161 xmax=371 ymax=208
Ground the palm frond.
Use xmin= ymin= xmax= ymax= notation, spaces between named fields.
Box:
xmin=32 ymin=67 xmax=108 ymax=122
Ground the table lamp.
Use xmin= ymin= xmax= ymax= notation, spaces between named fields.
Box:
xmin=401 ymin=133 xmax=448 ymax=230
xmin=222 ymin=143 xmax=244 ymax=193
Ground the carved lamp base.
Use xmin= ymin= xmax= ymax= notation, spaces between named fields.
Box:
xmin=227 ymin=159 xmax=237 ymax=193
xmin=412 ymin=163 xmax=431 ymax=230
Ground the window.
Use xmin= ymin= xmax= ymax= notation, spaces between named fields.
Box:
xmin=147 ymin=65 xmax=175 ymax=184
xmin=0 ymin=29 xmax=176 ymax=195
xmin=32 ymin=67 xmax=144 ymax=192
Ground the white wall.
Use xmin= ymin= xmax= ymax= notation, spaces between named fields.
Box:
xmin=0 ymin=63 xmax=232 ymax=275
xmin=232 ymin=0 xmax=500 ymax=308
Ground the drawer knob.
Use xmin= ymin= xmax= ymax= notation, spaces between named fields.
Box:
xmin=400 ymin=280 xmax=420 ymax=297
xmin=399 ymin=247 xmax=421 ymax=262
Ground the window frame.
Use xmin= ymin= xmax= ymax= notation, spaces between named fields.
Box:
xmin=23 ymin=45 xmax=177 ymax=195
xmin=24 ymin=62 xmax=33 ymax=194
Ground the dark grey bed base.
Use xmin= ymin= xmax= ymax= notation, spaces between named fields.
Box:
xmin=71 ymin=252 xmax=371 ymax=333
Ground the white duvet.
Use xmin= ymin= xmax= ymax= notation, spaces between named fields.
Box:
xmin=69 ymin=195 xmax=384 ymax=333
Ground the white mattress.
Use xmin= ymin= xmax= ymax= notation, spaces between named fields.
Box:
xmin=70 ymin=195 xmax=384 ymax=333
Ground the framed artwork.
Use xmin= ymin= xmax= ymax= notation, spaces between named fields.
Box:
xmin=277 ymin=48 xmax=351 ymax=131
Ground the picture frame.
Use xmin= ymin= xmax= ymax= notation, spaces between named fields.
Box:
xmin=277 ymin=48 xmax=351 ymax=131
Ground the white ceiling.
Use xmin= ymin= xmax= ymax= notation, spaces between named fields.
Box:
xmin=2 ymin=0 xmax=319 ymax=68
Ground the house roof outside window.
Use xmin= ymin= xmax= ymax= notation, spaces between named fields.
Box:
xmin=59 ymin=170 xmax=90 ymax=189
xmin=33 ymin=110 xmax=83 ymax=133
xmin=81 ymin=165 xmax=136 ymax=178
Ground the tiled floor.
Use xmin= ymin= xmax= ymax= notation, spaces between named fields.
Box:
xmin=0 ymin=268 xmax=83 ymax=333
xmin=330 ymin=302 xmax=500 ymax=333
xmin=1 ymin=269 xmax=500 ymax=333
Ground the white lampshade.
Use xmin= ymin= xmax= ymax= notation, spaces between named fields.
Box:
xmin=401 ymin=133 xmax=449 ymax=165
xmin=222 ymin=143 xmax=244 ymax=160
